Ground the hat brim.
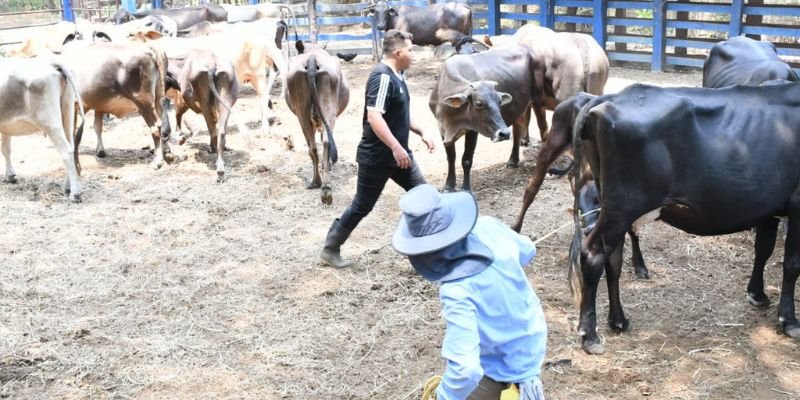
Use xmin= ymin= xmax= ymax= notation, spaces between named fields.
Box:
xmin=392 ymin=191 xmax=478 ymax=256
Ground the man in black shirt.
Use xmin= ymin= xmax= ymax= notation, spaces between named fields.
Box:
xmin=321 ymin=30 xmax=436 ymax=268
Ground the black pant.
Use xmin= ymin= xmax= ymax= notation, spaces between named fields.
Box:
xmin=339 ymin=161 xmax=427 ymax=231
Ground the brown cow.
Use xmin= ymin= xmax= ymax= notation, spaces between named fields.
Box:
xmin=170 ymin=49 xmax=240 ymax=182
xmin=482 ymin=25 xmax=609 ymax=143
xmin=285 ymin=42 xmax=349 ymax=205
xmin=132 ymin=28 xmax=286 ymax=135
xmin=58 ymin=39 xmax=173 ymax=167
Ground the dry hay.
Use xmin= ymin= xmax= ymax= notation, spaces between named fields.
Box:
xmin=1 ymin=52 xmax=799 ymax=400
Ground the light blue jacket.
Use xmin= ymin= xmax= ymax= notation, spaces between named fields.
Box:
xmin=436 ymin=216 xmax=547 ymax=400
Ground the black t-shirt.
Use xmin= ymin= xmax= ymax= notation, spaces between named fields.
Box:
xmin=356 ymin=62 xmax=412 ymax=167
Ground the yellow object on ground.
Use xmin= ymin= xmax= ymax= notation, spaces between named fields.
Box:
xmin=421 ymin=375 xmax=442 ymax=400
xmin=500 ymin=384 xmax=520 ymax=400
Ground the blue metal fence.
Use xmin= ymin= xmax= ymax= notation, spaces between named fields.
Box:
xmin=58 ymin=0 xmax=800 ymax=72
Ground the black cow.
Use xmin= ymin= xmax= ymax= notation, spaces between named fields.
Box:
xmin=365 ymin=0 xmax=471 ymax=59
xmin=510 ymin=93 xmax=650 ymax=279
xmin=567 ymin=82 xmax=800 ymax=355
xmin=429 ymin=44 xmax=545 ymax=192
xmin=703 ymin=36 xmax=799 ymax=89
xmin=112 ymin=4 xmax=228 ymax=30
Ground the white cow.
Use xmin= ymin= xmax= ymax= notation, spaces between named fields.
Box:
xmin=0 ymin=57 xmax=86 ymax=202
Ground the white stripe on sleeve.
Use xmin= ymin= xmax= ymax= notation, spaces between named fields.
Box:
xmin=374 ymin=74 xmax=390 ymax=113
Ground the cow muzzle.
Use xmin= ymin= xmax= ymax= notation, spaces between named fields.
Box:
xmin=492 ymin=127 xmax=511 ymax=142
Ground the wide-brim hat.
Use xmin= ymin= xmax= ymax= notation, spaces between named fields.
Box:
xmin=392 ymin=184 xmax=478 ymax=256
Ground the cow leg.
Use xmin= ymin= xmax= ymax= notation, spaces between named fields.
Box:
xmin=461 ymin=130 xmax=478 ymax=192
xmin=605 ymin=241 xmax=628 ymax=332
xmin=779 ymin=212 xmax=800 ymax=338
xmin=43 ymin=123 xmax=81 ymax=202
xmin=254 ymin=76 xmax=276 ymax=134
xmin=507 ymin=114 xmax=527 ymax=168
xmin=628 ymin=228 xmax=649 ymax=279
xmin=532 ymin=104 xmax=548 ymax=143
xmin=511 ymin=123 xmax=572 ymax=232
xmin=175 ymin=102 xmax=193 ymax=145
xmin=578 ymin=214 xmax=628 ymax=355
xmin=748 ymin=218 xmax=779 ymax=307
xmin=320 ymin=118 xmax=336 ymax=205
xmin=1 ymin=134 xmax=16 ymax=183
xmin=94 ymin=112 xmax=106 ymax=158
xmin=301 ymin=119 xmax=321 ymax=189
xmin=443 ymin=141 xmax=458 ymax=193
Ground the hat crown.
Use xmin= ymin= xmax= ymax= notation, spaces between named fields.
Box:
xmin=400 ymin=185 xmax=453 ymax=238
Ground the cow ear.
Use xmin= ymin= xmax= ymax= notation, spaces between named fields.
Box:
xmin=442 ymin=92 xmax=469 ymax=108
xmin=388 ymin=8 xmax=398 ymax=16
xmin=63 ymin=33 xmax=77 ymax=45
xmin=483 ymin=35 xmax=493 ymax=47
xmin=499 ymin=92 xmax=513 ymax=106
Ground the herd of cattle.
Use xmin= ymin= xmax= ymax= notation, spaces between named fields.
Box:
xmin=2 ymin=2 xmax=800 ymax=355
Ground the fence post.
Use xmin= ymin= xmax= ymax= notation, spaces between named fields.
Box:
xmin=488 ymin=0 xmax=500 ymax=35
xmin=652 ymin=0 xmax=666 ymax=72
xmin=308 ymin=0 xmax=318 ymax=43
xmin=592 ymin=0 xmax=607 ymax=47
xmin=729 ymin=0 xmax=744 ymax=37
xmin=151 ymin=0 xmax=162 ymax=9
xmin=62 ymin=0 xmax=75 ymax=22
xmin=539 ymin=0 xmax=554 ymax=29
xmin=249 ymin=0 xmax=259 ymax=4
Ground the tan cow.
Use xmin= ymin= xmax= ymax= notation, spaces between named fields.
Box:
xmin=285 ymin=42 xmax=349 ymax=205
xmin=0 ymin=57 xmax=86 ymax=202
xmin=132 ymin=24 xmax=287 ymax=136
xmin=58 ymin=39 xmax=173 ymax=168
xmin=7 ymin=19 xmax=106 ymax=58
xmin=170 ymin=49 xmax=240 ymax=182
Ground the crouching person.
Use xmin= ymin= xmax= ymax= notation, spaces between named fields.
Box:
xmin=392 ymin=184 xmax=547 ymax=400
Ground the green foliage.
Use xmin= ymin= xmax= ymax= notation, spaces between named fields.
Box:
xmin=0 ymin=0 xmax=51 ymax=12
xmin=634 ymin=8 xmax=653 ymax=19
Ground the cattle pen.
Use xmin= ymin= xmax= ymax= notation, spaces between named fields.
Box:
xmin=3 ymin=0 xmax=800 ymax=399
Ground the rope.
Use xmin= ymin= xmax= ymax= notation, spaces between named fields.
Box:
xmin=421 ymin=375 xmax=442 ymax=400
xmin=532 ymin=208 xmax=600 ymax=245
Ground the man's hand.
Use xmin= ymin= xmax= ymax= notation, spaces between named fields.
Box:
xmin=421 ymin=132 xmax=436 ymax=153
xmin=392 ymin=145 xmax=411 ymax=169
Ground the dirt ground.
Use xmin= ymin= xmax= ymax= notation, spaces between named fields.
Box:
xmin=1 ymin=50 xmax=800 ymax=400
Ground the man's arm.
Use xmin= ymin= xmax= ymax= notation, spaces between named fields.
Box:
xmin=368 ymin=110 xmax=411 ymax=169
xmin=410 ymin=118 xmax=436 ymax=153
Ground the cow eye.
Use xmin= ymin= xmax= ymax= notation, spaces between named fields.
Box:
xmin=475 ymin=100 xmax=484 ymax=108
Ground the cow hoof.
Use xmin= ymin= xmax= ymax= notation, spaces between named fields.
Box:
xmin=506 ymin=160 xmax=519 ymax=169
xmin=177 ymin=136 xmax=188 ymax=146
xmin=70 ymin=193 xmax=82 ymax=203
xmin=163 ymin=153 xmax=177 ymax=164
xmin=609 ymin=318 xmax=629 ymax=332
xmin=283 ymin=136 xmax=294 ymax=151
xmin=5 ymin=175 xmax=17 ymax=184
xmin=635 ymin=268 xmax=650 ymax=280
xmin=582 ymin=339 xmax=605 ymax=355
xmin=321 ymin=186 xmax=332 ymax=205
xmin=520 ymin=139 xmax=530 ymax=147
xmin=217 ymin=171 xmax=226 ymax=183
xmin=747 ymin=292 xmax=770 ymax=308
xmin=442 ymin=185 xmax=457 ymax=193
xmin=96 ymin=150 xmax=107 ymax=158
xmin=782 ymin=323 xmax=800 ymax=339
xmin=305 ymin=178 xmax=321 ymax=190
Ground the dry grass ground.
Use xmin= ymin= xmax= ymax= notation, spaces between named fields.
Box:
xmin=1 ymin=51 xmax=799 ymax=399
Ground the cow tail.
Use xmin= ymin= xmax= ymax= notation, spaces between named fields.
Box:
xmin=466 ymin=5 xmax=473 ymax=36
xmin=568 ymin=99 xmax=595 ymax=313
xmin=279 ymin=5 xmax=299 ymax=43
xmin=54 ymin=61 xmax=85 ymax=176
xmin=207 ymin=67 xmax=233 ymax=114
xmin=306 ymin=55 xmax=338 ymax=164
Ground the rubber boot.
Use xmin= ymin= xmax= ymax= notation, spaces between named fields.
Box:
xmin=320 ymin=219 xmax=353 ymax=268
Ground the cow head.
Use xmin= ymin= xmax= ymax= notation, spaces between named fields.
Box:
xmin=364 ymin=0 xmax=396 ymax=31
xmin=113 ymin=9 xmax=135 ymax=25
xmin=439 ymin=80 xmax=512 ymax=144
xmin=129 ymin=30 xmax=163 ymax=42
